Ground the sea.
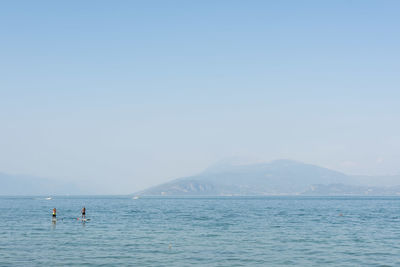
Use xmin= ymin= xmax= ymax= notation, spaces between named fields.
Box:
xmin=1 ymin=196 xmax=400 ymax=266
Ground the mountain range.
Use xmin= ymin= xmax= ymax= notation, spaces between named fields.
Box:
xmin=136 ymin=160 xmax=400 ymax=196
xmin=0 ymin=172 xmax=80 ymax=195
xmin=2 ymin=160 xmax=400 ymax=196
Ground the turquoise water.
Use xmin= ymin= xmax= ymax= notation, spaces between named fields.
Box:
xmin=1 ymin=196 xmax=400 ymax=266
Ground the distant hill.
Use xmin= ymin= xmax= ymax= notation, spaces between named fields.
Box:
xmin=303 ymin=183 xmax=400 ymax=196
xmin=351 ymin=174 xmax=400 ymax=187
xmin=137 ymin=160 xmax=387 ymax=196
xmin=0 ymin=172 xmax=80 ymax=195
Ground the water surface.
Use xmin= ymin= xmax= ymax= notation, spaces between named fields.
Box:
xmin=1 ymin=196 xmax=399 ymax=266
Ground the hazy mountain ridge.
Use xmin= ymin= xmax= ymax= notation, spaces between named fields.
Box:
xmin=3 ymin=160 xmax=400 ymax=196
xmin=350 ymin=174 xmax=400 ymax=187
xmin=303 ymin=183 xmax=400 ymax=196
xmin=137 ymin=160 xmax=400 ymax=196
xmin=0 ymin=172 xmax=80 ymax=195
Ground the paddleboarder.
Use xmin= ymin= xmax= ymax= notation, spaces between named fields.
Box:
xmin=81 ymin=206 xmax=86 ymax=220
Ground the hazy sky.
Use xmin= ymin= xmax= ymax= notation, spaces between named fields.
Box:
xmin=1 ymin=1 xmax=400 ymax=194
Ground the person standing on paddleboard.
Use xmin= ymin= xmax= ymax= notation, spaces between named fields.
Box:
xmin=52 ymin=208 xmax=56 ymax=219
xmin=81 ymin=206 xmax=86 ymax=219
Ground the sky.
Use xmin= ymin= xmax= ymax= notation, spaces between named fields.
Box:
xmin=1 ymin=0 xmax=400 ymax=194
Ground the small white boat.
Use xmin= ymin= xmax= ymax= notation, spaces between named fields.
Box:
xmin=45 ymin=197 xmax=52 ymax=200
xmin=132 ymin=196 xmax=140 ymax=200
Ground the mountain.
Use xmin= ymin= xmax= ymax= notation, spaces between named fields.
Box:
xmin=351 ymin=174 xmax=400 ymax=187
xmin=0 ymin=172 xmax=80 ymax=195
xmin=137 ymin=160 xmax=364 ymax=196
xmin=303 ymin=184 xmax=400 ymax=196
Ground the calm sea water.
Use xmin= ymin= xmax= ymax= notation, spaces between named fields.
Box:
xmin=1 ymin=196 xmax=400 ymax=266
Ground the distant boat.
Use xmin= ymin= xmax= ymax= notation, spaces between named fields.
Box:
xmin=132 ymin=196 xmax=140 ymax=200
xmin=45 ymin=197 xmax=52 ymax=200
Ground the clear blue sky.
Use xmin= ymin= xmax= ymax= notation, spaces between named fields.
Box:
xmin=1 ymin=1 xmax=399 ymax=193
